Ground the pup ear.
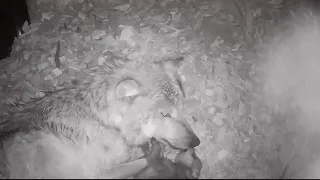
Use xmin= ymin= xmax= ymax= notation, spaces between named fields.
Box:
xmin=115 ymin=78 xmax=141 ymax=99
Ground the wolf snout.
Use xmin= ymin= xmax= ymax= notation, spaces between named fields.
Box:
xmin=180 ymin=121 xmax=200 ymax=148
xmin=157 ymin=120 xmax=201 ymax=149
xmin=188 ymin=131 xmax=200 ymax=148
xmin=173 ymin=122 xmax=201 ymax=149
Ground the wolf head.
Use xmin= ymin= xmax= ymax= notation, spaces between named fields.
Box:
xmin=105 ymin=57 xmax=200 ymax=150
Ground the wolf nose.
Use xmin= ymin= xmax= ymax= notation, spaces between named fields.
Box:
xmin=189 ymin=134 xmax=200 ymax=147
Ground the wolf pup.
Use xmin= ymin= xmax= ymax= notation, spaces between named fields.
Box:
xmin=134 ymin=138 xmax=202 ymax=179
xmin=0 ymin=54 xmax=200 ymax=178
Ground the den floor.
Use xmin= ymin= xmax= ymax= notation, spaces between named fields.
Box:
xmin=1 ymin=0 xmax=320 ymax=178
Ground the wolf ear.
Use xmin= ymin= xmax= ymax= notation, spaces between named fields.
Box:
xmin=162 ymin=57 xmax=184 ymax=71
xmin=162 ymin=57 xmax=186 ymax=99
xmin=115 ymin=78 xmax=141 ymax=99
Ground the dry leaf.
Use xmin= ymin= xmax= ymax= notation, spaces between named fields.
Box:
xmin=52 ymin=68 xmax=62 ymax=77
xmin=172 ymin=13 xmax=181 ymax=23
xmin=22 ymin=21 xmax=30 ymax=32
xmin=113 ymin=4 xmax=131 ymax=12
xmin=91 ymin=30 xmax=107 ymax=40
xmin=217 ymin=149 xmax=229 ymax=160
xmin=119 ymin=26 xmax=136 ymax=46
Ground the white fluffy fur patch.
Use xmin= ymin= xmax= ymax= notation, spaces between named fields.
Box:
xmin=142 ymin=120 xmax=156 ymax=138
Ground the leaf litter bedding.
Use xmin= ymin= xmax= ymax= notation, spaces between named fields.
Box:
xmin=0 ymin=0 xmax=315 ymax=178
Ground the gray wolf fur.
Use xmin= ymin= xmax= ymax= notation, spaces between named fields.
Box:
xmin=0 ymin=55 xmax=200 ymax=178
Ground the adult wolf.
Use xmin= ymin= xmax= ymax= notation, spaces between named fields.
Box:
xmin=0 ymin=54 xmax=200 ymax=178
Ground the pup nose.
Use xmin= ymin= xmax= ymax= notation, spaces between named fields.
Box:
xmin=189 ymin=134 xmax=200 ymax=147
